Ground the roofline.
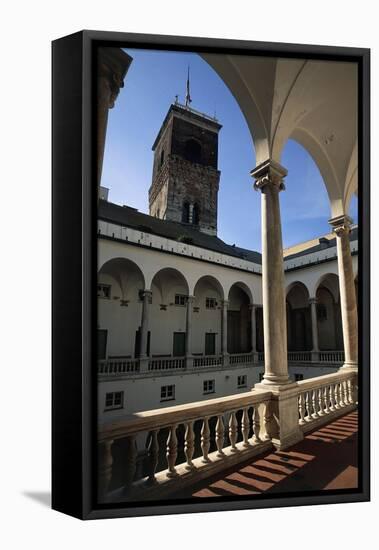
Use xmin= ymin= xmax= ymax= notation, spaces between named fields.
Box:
xmin=152 ymin=103 xmax=222 ymax=151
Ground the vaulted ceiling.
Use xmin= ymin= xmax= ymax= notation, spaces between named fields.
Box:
xmin=202 ymin=54 xmax=358 ymax=217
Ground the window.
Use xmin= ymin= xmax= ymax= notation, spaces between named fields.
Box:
xmin=205 ymin=297 xmax=217 ymax=309
xmin=184 ymin=139 xmax=202 ymax=163
xmin=294 ymin=373 xmax=304 ymax=381
xmin=317 ymin=303 xmax=327 ymax=321
xmin=105 ymin=391 xmax=124 ymax=411
xmin=97 ymin=283 xmax=111 ymax=299
xmin=174 ymin=294 xmax=187 ymax=306
xmin=205 ymin=333 xmax=216 ymax=355
xmin=192 ymin=203 xmax=200 ymax=225
xmin=182 ymin=201 xmax=190 ymax=223
xmin=238 ymin=375 xmax=247 ymax=388
xmin=161 ymin=385 xmax=175 ymax=402
xmin=203 ymin=379 xmax=215 ymax=394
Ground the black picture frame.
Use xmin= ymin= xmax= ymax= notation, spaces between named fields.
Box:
xmin=52 ymin=30 xmax=370 ymax=520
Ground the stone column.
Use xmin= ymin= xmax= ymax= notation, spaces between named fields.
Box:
xmin=251 ymin=159 xmax=290 ymax=386
xmin=185 ymin=296 xmax=194 ymax=368
xmin=221 ymin=300 xmax=229 ymax=365
xmin=329 ymin=215 xmax=358 ymax=371
xmin=97 ymin=48 xmax=132 ymax=189
xmin=140 ymin=290 xmax=152 ymax=370
xmin=309 ymin=298 xmax=319 ymax=362
xmin=251 ymin=159 xmax=302 ymax=450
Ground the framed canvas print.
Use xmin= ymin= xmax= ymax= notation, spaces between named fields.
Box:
xmin=52 ymin=30 xmax=370 ymax=520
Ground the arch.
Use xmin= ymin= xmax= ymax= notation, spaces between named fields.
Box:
xmin=227 ymin=282 xmax=252 ymax=354
xmin=286 ymin=282 xmax=312 ymax=351
xmin=227 ymin=281 xmax=253 ymax=304
xmin=286 ymin=281 xmax=311 ymax=303
xmin=314 ymin=273 xmax=340 ymax=303
xmin=150 ymin=267 xmax=189 ymax=304
xmin=98 ymin=257 xmax=145 ymax=301
xmin=193 ymin=274 xmax=224 ymax=301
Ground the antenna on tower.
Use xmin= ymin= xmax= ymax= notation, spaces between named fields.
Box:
xmin=185 ymin=66 xmax=192 ymax=107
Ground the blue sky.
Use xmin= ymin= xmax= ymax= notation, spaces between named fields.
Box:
xmin=101 ymin=49 xmax=358 ymax=252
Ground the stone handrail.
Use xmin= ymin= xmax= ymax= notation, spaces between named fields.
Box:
xmin=149 ymin=357 xmax=185 ymax=371
xmin=229 ymin=352 xmax=254 ymax=365
xmin=98 ymin=358 xmax=140 ymax=374
xmin=193 ymin=354 xmax=223 ymax=367
xmin=98 ymin=388 xmax=272 ymax=501
xmin=296 ymin=370 xmax=356 ymax=430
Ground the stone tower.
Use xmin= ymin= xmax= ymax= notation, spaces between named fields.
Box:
xmin=148 ymin=102 xmax=222 ymax=236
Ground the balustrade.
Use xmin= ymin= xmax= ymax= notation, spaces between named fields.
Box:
xmin=98 ymin=358 xmax=140 ymax=375
xmin=296 ymin=371 xmax=356 ymax=430
xmin=98 ymin=389 xmax=272 ymax=501
xmin=193 ymin=355 xmax=223 ymax=367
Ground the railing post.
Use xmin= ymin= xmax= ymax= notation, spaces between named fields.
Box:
xmin=146 ymin=430 xmax=159 ymax=485
xmin=201 ymin=417 xmax=211 ymax=462
xmin=184 ymin=421 xmax=195 ymax=470
xmin=215 ymin=415 xmax=225 ymax=456
xmin=166 ymin=425 xmax=178 ymax=478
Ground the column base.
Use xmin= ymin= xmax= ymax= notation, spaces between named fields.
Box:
xmin=339 ymin=361 xmax=358 ymax=372
xmin=222 ymin=352 xmax=230 ymax=366
xmin=185 ymin=355 xmax=194 ymax=369
xmin=139 ymin=357 xmax=150 ymax=372
xmin=255 ymin=373 xmax=292 ymax=389
xmin=311 ymin=350 xmax=320 ymax=362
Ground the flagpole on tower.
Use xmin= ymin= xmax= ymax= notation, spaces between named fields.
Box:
xmin=185 ymin=66 xmax=192 ymax=108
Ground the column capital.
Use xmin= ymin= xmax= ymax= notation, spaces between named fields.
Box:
xmin=221 ymin=299 xmax=229 ymax=308
xmin=98 ymin=47 xmax=132 ymax=109
xmin=187 ymin=295 xmax=195 ymax=304
xmin=142 ymin=289 xmax=152 ymax=299
xmin=248 ymin=303 xmax=257 ymax=311
xmin=328 ymin=214 xmax=353 ymax=237
xmin=250 ymin=159 xmax=288 ymax=192
xmin=308 ymin=297 xmax=318 ymax=305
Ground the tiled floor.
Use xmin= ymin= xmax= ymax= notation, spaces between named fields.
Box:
xmin=177 ymin=411 xmax=358 ymax=498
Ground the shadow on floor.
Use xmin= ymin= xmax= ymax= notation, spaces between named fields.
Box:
xmin=176 ymin=411 xmax=358 ymax=498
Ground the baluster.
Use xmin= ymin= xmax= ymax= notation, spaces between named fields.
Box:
xmin=229 ymin=411 xmax=238 ymax=451
xmin=241 ymin=407 xmax=250 ymax=447
xmin=146 ymin=430 xmax=159 ymax=485
xmin=329 ymin=384 xmax=335 ymax=411
xmin=215 ymin=415 xmax=225 ymax=456
xmin=299 ymin=393 xmax=306 ymax=425
xmin=318 ymin=388 xmax=324 ymax=416
xmin=342 ymin=380 xmax=348 ymax=405
xmin=98 ymin=439 xmax=113 ymax=501
xmin=323 ymin=386 xmax=330 ymax=414
xmin=252 ymin=405 xmax=262 ymax=442
xmin=201 ymin=417 xmax=211 ymax=462
xmin=338 ymin=382 xmax=344 ymax=407
xmin=306 ymin=391 xmax=313 ymax=421
xmin=124 ymin=435 xmax=138 ymax=494
xmin=166 ymin=424 xmax=178 ymax=477
xmin=184 ymin=421 xmax=195 ymax=469
xmin=334 ymin=383 xmax=340 ymax=409
xmin=347 ymin=379 xmax=353 ymax=404
xmin=311 ymin=389 xmax=318 ymax=418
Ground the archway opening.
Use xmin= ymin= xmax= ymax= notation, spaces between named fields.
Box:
xmin=227 ymin=283 xmax=252 ymax=354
